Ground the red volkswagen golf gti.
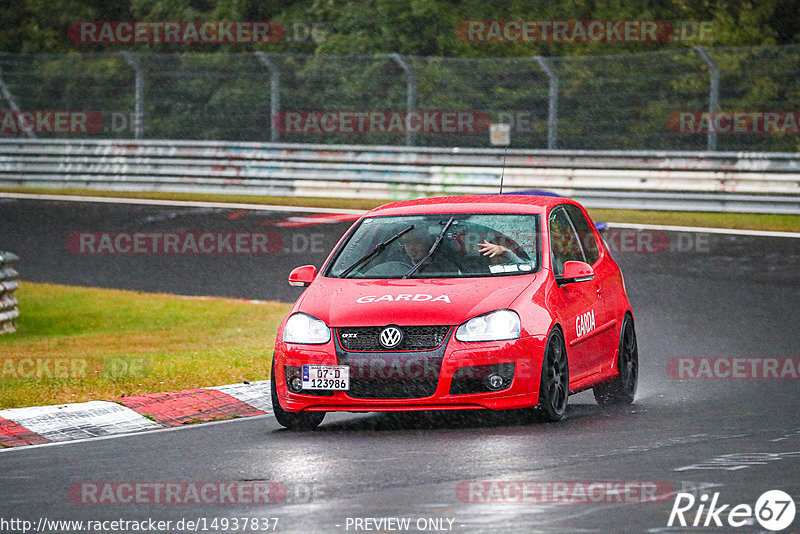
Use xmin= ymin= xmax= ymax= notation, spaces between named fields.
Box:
xmin=271 ymin=195 xmax=638 ymax=429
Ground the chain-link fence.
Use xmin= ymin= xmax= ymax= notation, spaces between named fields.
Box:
xmin=1 ymin=45 xmax=799 ymax=151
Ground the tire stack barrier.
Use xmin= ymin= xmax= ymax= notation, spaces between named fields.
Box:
xmin=0 ymin=251 xmax=20 ymax=335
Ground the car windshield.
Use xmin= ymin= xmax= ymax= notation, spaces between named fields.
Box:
xmin=327 ymin=213 xmax=540 ymax=279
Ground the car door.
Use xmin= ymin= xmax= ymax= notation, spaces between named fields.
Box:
xmin=562 ymin=204 xmax=618 ymax=375
xmin=548 ymin=206 xmax=603 ymax=381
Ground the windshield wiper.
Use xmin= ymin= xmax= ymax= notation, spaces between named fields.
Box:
xmin=403 ymin=217 xmax=455 ymax=279
xmin=339 ymin=225 xmax=415 ymax=278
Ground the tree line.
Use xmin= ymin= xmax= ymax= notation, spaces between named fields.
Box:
xmin=2 ymin=0 xmax=797 ymax=56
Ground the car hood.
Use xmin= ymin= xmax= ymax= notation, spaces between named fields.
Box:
xmin=293 ymin=273 xmax=543 ymax=326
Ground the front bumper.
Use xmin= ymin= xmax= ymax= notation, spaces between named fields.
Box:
xmin=273 ymin=331 xmax=547 ymax=412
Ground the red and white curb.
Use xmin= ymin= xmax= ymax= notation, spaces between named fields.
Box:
xmin=0 ymin=381 xmax=272 ymax=449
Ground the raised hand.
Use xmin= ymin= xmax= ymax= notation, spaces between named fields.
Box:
xmin=478 ymin=239 xmax=507 ymax=257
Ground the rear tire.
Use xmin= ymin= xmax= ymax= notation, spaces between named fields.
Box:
xmin=593 ymin=314 xmax=638 ymax=405
xmin=270 ymin=360 xmax=325 ymax=430
xmin=535 ymin=328 xmax=569 ymax=422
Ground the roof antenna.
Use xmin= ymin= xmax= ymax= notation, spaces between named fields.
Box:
xmin=490 ymin=123 xmax=511 ymax=195
xmin=499 ymin=145 xmax=507 ymax=195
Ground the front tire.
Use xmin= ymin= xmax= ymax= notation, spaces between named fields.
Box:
xmin=270 ymin=360 xmax=325 ymax=430
xmin=593 ymin=314 xmax=638 ymax=405
xmin=535 ymin=328 xmax=569 ymax=422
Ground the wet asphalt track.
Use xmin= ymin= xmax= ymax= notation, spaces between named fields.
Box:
xmin=1 ymin=197 xmax=800 ymax=533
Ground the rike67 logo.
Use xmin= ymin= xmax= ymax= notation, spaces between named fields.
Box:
xmin=668 ymin=489 xmax=796 ymax=531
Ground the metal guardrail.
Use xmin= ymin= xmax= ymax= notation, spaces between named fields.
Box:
xmin=1 ymin=139 xmax=799 ymax=213
xmin=0 ymin=251 xmax=19 ymax=335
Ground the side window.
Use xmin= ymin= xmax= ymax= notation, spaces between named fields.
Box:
xmin=564 ymin=204 xmax=600 ymax=265
xmin=549 ymin=208 xmax=585 ymax=276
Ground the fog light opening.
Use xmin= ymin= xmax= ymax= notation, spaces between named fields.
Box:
xmin=289 ymin=376 xmax=304 ymax=393
xmin=484 ymin=373 xmax=505 ymax=391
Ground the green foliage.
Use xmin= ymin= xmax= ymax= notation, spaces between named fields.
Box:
xmin=1 ymin=1 xmax=798 ymax=151
xmin=0 ymin=0 xmax=795 ymax=55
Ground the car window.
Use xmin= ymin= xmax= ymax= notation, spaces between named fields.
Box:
xmin=564 ymin=204 xmax=600 ymax=265
xmin=326 ymin=213 xmax=540 ymax=279
xmin=549 ymin=207 xmax=585 ymax=276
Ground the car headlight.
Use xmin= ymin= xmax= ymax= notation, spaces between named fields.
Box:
xmin=283 ymin=313 xmax=331 ymax=344
xmin=455 ymin=310 xmax=521 ymax=342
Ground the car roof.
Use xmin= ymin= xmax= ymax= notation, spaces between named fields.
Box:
xmin=365 ymin=194 xmax=575 ymax=217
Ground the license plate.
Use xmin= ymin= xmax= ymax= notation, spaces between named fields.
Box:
xmin=302 ymin=365 xmax=349 ymax=390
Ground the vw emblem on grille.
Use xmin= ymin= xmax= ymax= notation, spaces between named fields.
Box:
xmin=379 ymin=326 xmax=404 ymax=349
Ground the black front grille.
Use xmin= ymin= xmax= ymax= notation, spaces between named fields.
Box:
xmin=338 ymin=326 xmax=450 ymax=352
xmin=335 ymin=332 xmax=448 ymax=400
xmin=347 ymin=379 xmax=439 ymax=399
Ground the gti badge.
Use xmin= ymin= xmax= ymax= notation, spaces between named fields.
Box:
xmin=379 ymin=326 xmax=404 ymax=349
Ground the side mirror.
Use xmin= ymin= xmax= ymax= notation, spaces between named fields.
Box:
xmin=288 ymin=265 xmax=317 ymax=287
xmin=556 ymin=261 xmax=595 ymax=286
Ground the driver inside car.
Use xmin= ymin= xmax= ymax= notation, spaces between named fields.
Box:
xmin=398 ymin=228 xmax=461 ymax=273
xmin=399 ymin=228 xmax=523 ymax=274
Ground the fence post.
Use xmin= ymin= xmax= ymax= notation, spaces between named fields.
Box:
xmin=255 ymin=52 xmax=281 ymax=143
xmin=390 ymin=53 xmax=417 ymax=146
xmin=0 ymin=251 xmax=20 ymax=335
xmin=694 ymin=46 xmax=719 ymax=151
xmin=121 ymin=52 xmax=144 ymax=139
xmin=534 ymin=56 xmax=558 ymax=149
xmin=0 ymin=66 xmax=36 ymax=139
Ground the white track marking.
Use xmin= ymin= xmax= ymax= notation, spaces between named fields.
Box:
xmin=0 ymin=192 xmax=367 ymax=215
xmin=607 ymin=221 xmax=800 ymax=239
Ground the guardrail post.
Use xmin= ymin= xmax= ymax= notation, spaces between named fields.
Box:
xmin=534 ymin=56 xmax=558 ymax=150
xmin=694 ymin=46 xmax=719 ymax=151
xmin=0 ymin=66 xmax=36 ymax=139
xmin=390 ymin=53 xmax=417 ymax=146
xmin=0 ymin=251 xmax=20 ymax=335
xmin=121 ymin=52 xmax=144 ymax=139
xmin=255 ymin=52 xmax=281 ymax=143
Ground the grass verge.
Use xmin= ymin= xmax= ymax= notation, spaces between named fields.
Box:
xmin=0 ymin=282 xmax=291 ymax=410
xmin=3 ymin=186 xmax=800 ymax=232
